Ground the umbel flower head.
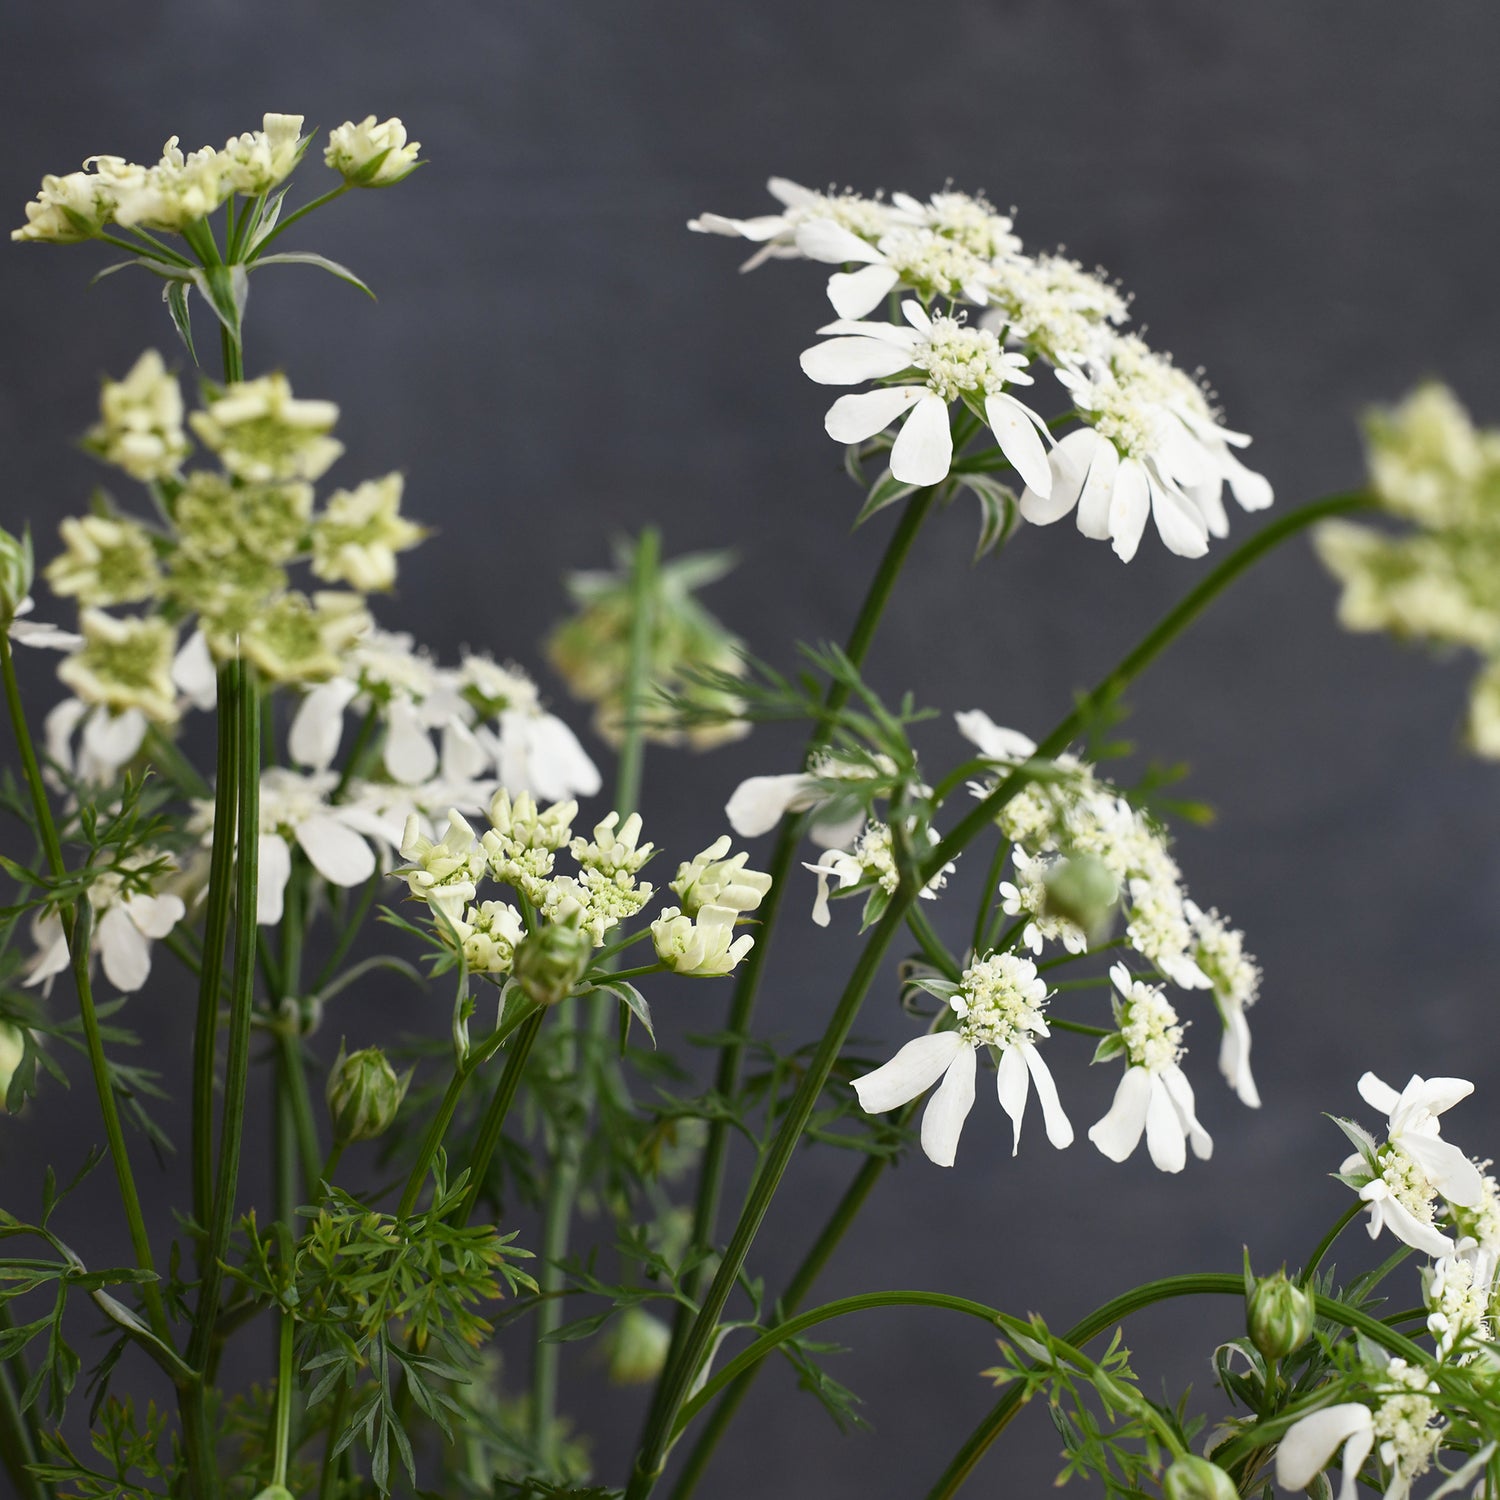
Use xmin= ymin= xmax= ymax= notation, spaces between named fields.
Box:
xmin=325 ymin=116 xmax=422 ymax=187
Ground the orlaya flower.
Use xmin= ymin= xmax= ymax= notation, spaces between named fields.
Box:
xmin=852 ymin=951 xmax=1071 ymax=1166
xmin=1359 ymin=1071 xmax=1484 ymax=1209
xmin=1276 ymin=1404 xmax=1375 ymax=1500
xmin=1087 ymin=965 xmax=1212 ymax=1173
xmin=793 ymin=221 xmax=997 ymax=320
xmin=800 ymin=300 xmax=1052 ymax=493
xmin=688 ymin=178 xmax=896 ymax=272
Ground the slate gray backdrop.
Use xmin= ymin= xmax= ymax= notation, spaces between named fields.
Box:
xmin=3 ymin=2 xmax=1499 ymax=1495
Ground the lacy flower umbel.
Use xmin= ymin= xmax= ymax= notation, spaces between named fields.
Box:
xmin=7 ymin=122 xmax=1500 ymax=1500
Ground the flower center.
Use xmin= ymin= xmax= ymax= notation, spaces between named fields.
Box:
xmin=952 ymin=952 xmax=1049 ymax=1049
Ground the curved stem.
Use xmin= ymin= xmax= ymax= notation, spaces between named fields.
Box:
xmin=1302 ymin=1200 xmax=1362 ymax=1283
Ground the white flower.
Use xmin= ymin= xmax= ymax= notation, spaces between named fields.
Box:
xmin=1276 ymin=1403 xmax=1375 ymax=1500
xmin=724 ymin=757 xmax=873 ymax=849
xmin=114 ymin=137 xmax=231 ymax=233
xmin=800 ymin=300 xmax=1051 ymax=492
xmin=852 ymin=952 xmax=1071 ymax=1167
xmin=1087 ymin=965 xmax=1212 ymax=1173
xmin=8 ymin=598 xmax=81 ymax=651
xmin=452 ymin=900 xmax=526 ymax=976
xmin=12 ymin=155 xmax=145 ymax=242
xmin=670 ymin=836 xmax=772 ymax=916
xmin=803 ymin=819 xmax=952 ymax=927
xmin=688 ymin=177 xmax=896 ymax=272
xmin=219 ymin=113 xmax=305 ymax=195
xmin=325 ymin=117 xmax=421 ymax=187
xmin=1186 ymin=900 xmax=1261 ymax=1108
xmin=26 ymin=852 xmax=185 ymax=995
xmin=1358 ymin=1072 xmax=1485 ymax=1210
xmin=953 ymin=710 xmax=1036 ymax=765
xmin=397 ymin=809 xmax=487 ymax=925
xmin=981 ymin=253 xmax=1130 ymax=368
xmin=651 ymin=904 xmax=754 ymax=977
xmin=1424 ymin=1245 xmax=1493 ymax=1358
xmin=885 ymin=190 xmax=1022 ymax=262
xmin=794 ymin=221 xmax=996 ymax=320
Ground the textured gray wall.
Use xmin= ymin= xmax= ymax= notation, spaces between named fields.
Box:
xmin=4 ymin=2 xmax=1500 ymax=1494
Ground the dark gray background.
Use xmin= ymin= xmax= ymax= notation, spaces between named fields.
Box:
xmin=4 ymin=2 xmax=1500 ymax=1495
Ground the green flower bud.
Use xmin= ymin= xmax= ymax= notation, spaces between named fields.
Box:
xmin=251 ymin=1487 xmax=295 ymax=1500
xmin=0 ymin=1023 xmax=28 ymax=1110
xmin=1162 ymin=1455 xmax=1238 ymax=1500
xmin=0 ymin=525 xmax=34 ymax=625
xmin=511 ymin=918 xmax=593 ymax=1007
xmin=326 ymin=1046 xmax=409 ymax=1146
xmin=605 ymin=1306 xmax=672 ymax=1386
xmin=1247 ymin=1269 xmax=1316 ymax=1360
xmin=1041 ymin=852 xmax=1119 ymax=940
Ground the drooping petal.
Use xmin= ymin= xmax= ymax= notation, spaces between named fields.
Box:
xmin=954 ymin=710 xmax=1036 ymax=763
xmin=793 ymin=219 xmax=885 ymax=266
xmin=920 ymin=1042 xmax=977 ymax=1167
xmin=44 ymin=698 xmax=87 ymax=772
xmin=1144 ymin=1075 xmax=1188 ymax=1173
xmin=440 ymin=717 xmax=490 ymax=783
xmin=82 ymin=707 xmax=147 ymax=774
xmin=1224 ymin=449 xmax=1274 ymax=512
xmin=1088 ymin=1065 xmax=1153 ymax=1162
xmin=995 ymin=1043 xmax=1031 ymax=1156
xmin=171 ymin=629 xmax=218 ymax=711
xmin=288 ymin=678 xmax=358 ymax=770
xmin=801 ymin=334 xmax=915 ymax=386
xmin=8 ymin=617 xmax=81 ymax=650
xmin=827 ymin=264 xmax=902 ymax=320
xmin=384 ymin=696 xmax=439 ymax=785
xmin=985 ymin=392 xmax=1052 ymax=498
xmin=726 ymin=773 xmax=814 ymax=838
xmin=1160 ymin=1064 xmax=1213 ymax=1161
xmin=1275 ymin=1405 xmax=1375 ymax=1496
xmin=807 ymin=810 xmax=865 ymax=850
xmin=852 ymin=1030 xmax=967 ymax=1115
xmin=1185 ymin=475 xmax=1230 ymax=539
xmin=1398 ymin=1131 xmax=1485 ymax=1209
xmin=1020 ymin=428 xmax=1093 ymax=526
xmin=97 ymin=904 xmax=151 ymax=993
xmin=1108 ymin=458 xmax=1152 ymax=562
xmin=824 ymin=386 xmax=925 ymax=444
xmin=499 ymin=711 xmax=602 ymax=801
xmin=1218 ymin=1005 xmax=1260 ymax=1109
xmin=296 ymin=815 xmax=377 ymax=889
xmin=24 ymin=913 xmax=70 ymax=991
xmin=889 ymin=394 xmax=953 ymax=487
xmin=121 ymin=892 xmax=185 ymax=940
xmin=1148 ymin=471 xmax=1210 ymax=559
xmin=1362 ymin=1182 xmax=1456 ymax=1258
xmin=1020 ymin=1041 xmax=1074 ymax=1148
xmin=257 ymin=834 xmax=292 ymax=925
xmin=1075 ymin=433 xmax=1121 ymax=540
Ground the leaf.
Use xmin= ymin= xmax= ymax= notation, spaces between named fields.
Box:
xmin=1091 ymin=1033 xmax=1126 ymax=1064
xmin=189 ymin=264 xmax=249 ymax=341
xmin=594 ymin=980 xmax=655 ymax=1049
xmin=963 ymin=472 xmax=1020 ymax=560
xmin=161 ymin=279 xmax=196 ymax=365
xmin=253 ymin=251 xmax=377 ymax=300
xmin=539 ymin=1308 xmax=614 ymax=1344
xmin=853 ymin=468 xmax=918 ymax=527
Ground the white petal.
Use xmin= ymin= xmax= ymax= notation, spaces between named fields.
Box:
xmin=852 ymin=1030 xmax=966 ymax=1115
xmin=1275 ymin=1405 xmax=1374 ymax=1493
xmin=384 ymin=696 xmax=439 ymax=784
xmin=1108 ymin=458 xmax=1152 ymax=562
xmin=1020 ymin=428 xmax=1093 ymax=525
xmin=1405 ymin=1075 xmax=1475 ymax=1117
xmin=793 ymin=219 xmax=884 ymax=266
xmin=296 ymin=815 xmax=376 ymax=888
xmin=1160 ymin=1065 xmax=1212 ymax=1161
xmin=1144 ymin=1075 xmax=1188 ymax=1173
xmin=1219 ymin=1006 xmax=1260 ymax=1109
xmin=9 ymin=618 xmax=81 ymax=650
xmin=1374 ymin=1190 xmax=1457 ymax=1258
xmin=801 ymin=334 xmax=915 ymax=386
xmin=920 ymin=1043 xmax=977 ymax=1167
xmin=726 ymin=773 xmax=814 ymax=838
xmin=985 ymin=393 xmax=1052 ymax=497
xmin=288 ymin=678 xmax=357 ymax=770
xmin=1357 ymin=1072 xmax=1402 ymax=1116
xmin=889 ymin=394 xmax=953 ymax=487
xmin=257 ymin=834 xmax=292 ymax=925
xmin=499 ymin=711 xmax=602 ymax=801
xmin=44 ymin=698 xmax=87 ymax=772
xmin=171 ymin=630 xmax=218 ymax=710
xmin=1399 ymin=1132 xmax=1485 ymax=1209
xmin=1075 ymin=433 xmax=1121 ymax=540
xmin=1088 ymin=1065 xmax=1152 ymax=1162
xmin=25 ymin=914 xmax=70 ymax=991
xmin=1020 ymin=1041 xmax=1073 ymax=1149
xmin=995 ymin=1044 xmax=1031 ymax=1156
xmin=121 ymin=892 xmax=184 ymax=940
xmin=824 ymin=386 xmax=925 ymax=443
xmin=1224 ymin=449 xmax=1274 ymax=512
xmin=827 ymin=264 xmax=900 ymax=320
xmin=440 ymin=717 xmax=490 ymax=782
xmin=808 ymin=811 xmax=866 ymax=850
xmin=954 ymin=710 xmax=1036 ymax=762
xmin=97 ymin=905 xmax=151 ymax=993
xmin=1148 ymin=472 xmax=1210 ymax=559
xmin=82 ymin=708 xmax=146 ymax=773
xmin=767 ymin=176 xmax=815 ymax=208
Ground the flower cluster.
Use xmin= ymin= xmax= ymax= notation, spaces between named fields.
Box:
xmin=12 ymin=113 xmax=420 ymax=244
xmin=1316 ymin=384 xmax=1500 ymax=757
xmin=693 ymin=178 xmax=1271 ymax=559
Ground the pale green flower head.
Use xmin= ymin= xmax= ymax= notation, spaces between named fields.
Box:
xmin=651 ymin=903 xmax=753 ymax=977
xmin=190 ymin=374 xmax=343 ymax=484
xmin=85 ymin=350 xmax=189 ymax=481
xmin=11 ymin=156 xmax=142 ymax=243
xmin=238 ymin=591 xmax=369 ymax=683
xmin=169 ymin=542 xmax=288 ymax=648
xmin=325 ymin=116 xmax=422 ymax=187
xmin=173 ymin=471 xmax=314 ymax=566
xmin=0 ymin=525 xmax=34 ymax=624
xmin=310 ymin=473 xmax=427 ymax=591
xmin=670 ymin=835 xmax=772 ymax=916
xmin=46 ymin=515 xmax=161 ymax=608
xmin=219 ymin=112 xmax=307 ymax=196
xmin=456 ymin=900 xmax=525 ymax=975
xmin=1467 ymin=659 xmax=1500 ymax=760
xmin=57 ymin=609 xmax=178 ymax=723
xmin=1365 ymin=382 xmax=1492 ymax=528
xmin=114 ymin=137 xmax=232 ymax=233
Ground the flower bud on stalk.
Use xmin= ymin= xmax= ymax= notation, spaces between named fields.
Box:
xmin=0 ymin=525 xmax=34 ymax=626
xmin=1041 ymin=851 xmax=1119 ymax=942
xmin=1162 ymin=1455 xmax=1239 ymax=1500
xmin=0 ymin=1022 xmax=28 ymax=1110
xmin=1246 ymin=1269 xmax=1316 ymax=1360
xmin=326 ymin=1046 xmax=409 ymax=1146
xmin=510 ymin=918 xmax=593 ymax=1007
xmin=605 ymin=1306 xmax=673 ymax=1385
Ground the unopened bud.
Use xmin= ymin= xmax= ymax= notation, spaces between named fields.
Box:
xmin=0 ymin=1022 xmax=27 ymax=1109
xmin=1247 ymin=1270 xmax=1316 ymax=1360
xmin=606 ymin=1306 xmax=672 ymax=1386
xmin=0 ymin=526 xmax=34 ymax=625
xmin=1042 ymin=852 xmax=1119 ymax=940
xmin=1163 ymin=1455 xmax=1238 ymax=1500
xmin=251 ymin=1487 xmax=295 ymax=1500
xmin=511 ymin=918 xmax=593 ymax=1007
xmin=326 ymin=1045 xmax=408 ymax=1145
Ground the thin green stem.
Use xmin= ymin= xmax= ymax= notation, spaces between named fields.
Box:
xmin=971 ymin=835 xmax=1011 ymax=956
xmin=1302 ymin=1200 xmax=1362 ymax=1283
xmin=318 ymin=1380 xmax=350 ymax=1500
xmin=0 ymin=1305 xmax=45 ymax=1500
xmin=456 ymin=1007 xmax=546 ymax=1224
xmin=247 ymin=184 xmax=350 ymax=259
xmin=0 ymin=631 xmax=65 ymax=878
xmin=613 ymin=526 xmax=659 ymax=821
xmin=277 ymin=1027 xmax=323 ymax=1203
xmin=271 ymin=1265 xmax=294 ymax=1487
xmin=188 ymin=663 xmax=261 ymax=1374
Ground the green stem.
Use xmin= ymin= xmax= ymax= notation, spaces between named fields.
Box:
xmin=532 ymin=528 xmax=660 ymax=1465
xmin=317 ymin=1379 xmax=349 ymax=1500
xmin=247 ymin=184 xmax=351 ymax=259
xmin=456 ymin=1008 xmax=546 ymax=1224
xmin=277 ymin=1026 xmax=322 ymax=1203
xmin=188 ymin=662 xmax=261 ymax=1374
xmin=1302 ymin=1200 xmax=1363 ymax=1283
xmin=0 ymin=630 xmax=65 ymax=878
xmin=0 ymin=1305 xmax=45 ymax=1500
xmin=271 ymin=1265 xmax=294 ymax=1488
xmin=636 ymin=492 xmax=1372 ymax=1498
xmin=192 ymin=665 xmax=240 ymax=1260
xmin=971 ymin=835 xmax=1012 ymax=956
